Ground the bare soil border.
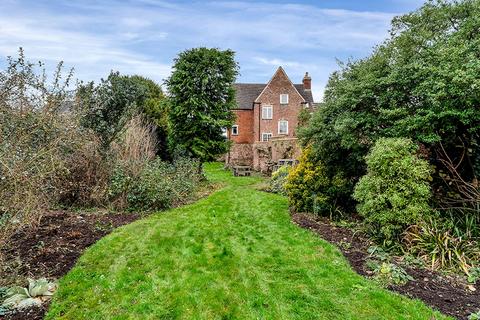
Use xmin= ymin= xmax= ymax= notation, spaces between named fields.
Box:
xmin=292 ymin=212 xmax=480 ymax=320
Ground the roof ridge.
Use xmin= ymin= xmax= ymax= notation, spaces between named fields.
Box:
xmin=235 ymin=83 xmax=266 ymax=85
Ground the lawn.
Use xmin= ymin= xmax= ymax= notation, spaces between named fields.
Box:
xmin=46 ymin=163 xmax=448 ymax=319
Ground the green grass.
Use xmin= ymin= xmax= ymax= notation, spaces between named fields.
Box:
xmin=46 ymin=163 xmax=448 ymax=319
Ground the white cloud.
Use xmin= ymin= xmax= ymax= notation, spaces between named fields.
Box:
xmin=0 ymin=0 xmax=412 ymax=98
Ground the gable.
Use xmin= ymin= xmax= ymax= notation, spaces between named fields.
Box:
xmin=254 ymin=67 xmax=305 ymax=103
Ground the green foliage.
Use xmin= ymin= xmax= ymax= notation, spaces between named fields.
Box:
xmin=299 ymin=0 xmax=480 ymax=214
xmin=354 ymin=138 xmax=433 ymax=242
xmin=77 ymin=72 xmax=166 ymax=152
xmin=367 ymin=246 xmax=391 ymax=262
xmin=166 ymin=47 xmax=238 ymax=163
xmin=469 ymin=310 xmax=480 ymax=320
xmin=108 ymin=158 xmax=202 ymax=211
xmin=285 ymin=147 xmax=349 ymax=215
xmin=297 ymin=107 xmax=313 ymax=129
xmin=77 ymin=72 xmax=145 ymax=148
xmin=367 ymin=261 xmax=413 ymax=286
xmin=468 ymin=267 xmax=480 ymax=284
xmin=268 ymin=166 xmax=290 ymax=195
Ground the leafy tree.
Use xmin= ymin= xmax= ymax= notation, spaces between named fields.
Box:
xmin=77 ymin=72 xmax=146 ymax=149
xmin=77 ymin=72 xmax=170 ymax=157
xmin=128 ymin=75 xmax=171 ymax=160
xmin=166 ymin=47 xmax=238 ymax=170
xmin=300 ymin=0 xmax=480 ymax=213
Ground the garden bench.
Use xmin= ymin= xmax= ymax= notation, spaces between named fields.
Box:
xmin=232 ymin=165 xmax=252 ymax=177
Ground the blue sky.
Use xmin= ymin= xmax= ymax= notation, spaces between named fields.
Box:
xmin=0 ymin=0 xmax=424 ymax=100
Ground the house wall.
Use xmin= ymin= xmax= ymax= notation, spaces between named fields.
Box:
xmin=253 ymin=69 xmax=305 ymax=142
xmin=228 ymin=110 xmax=254 ymax=144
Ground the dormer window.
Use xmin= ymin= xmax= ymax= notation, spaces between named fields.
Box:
xmin=280 ymin=94 xmax=289 ymax=105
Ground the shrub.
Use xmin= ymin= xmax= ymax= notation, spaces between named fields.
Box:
xmin=108 ymin=158 xmax=202 ymax=212
xmin=268 ymin=166 xmax=290 ymax=195
xmin=58 ymin=134 xmax=110 ymax=207
xmin=285 ymin=147 xmax=349 ymax=215
xmin=298 ymin=0 xmax=480 ymax=219
xmin=0 ymin=49 xmax=81 ymax=255
xmin=354 ymin=138 xmax=433 ymax=242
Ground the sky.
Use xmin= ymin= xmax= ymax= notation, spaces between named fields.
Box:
xmin=0 ymin=0 xmax=425 ymax=101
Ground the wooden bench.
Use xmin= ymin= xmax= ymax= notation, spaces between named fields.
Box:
xmin=232 ymin=165 xmax=252 ymax=177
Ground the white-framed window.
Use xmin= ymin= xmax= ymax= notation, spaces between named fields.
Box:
xmin=262 ymin=105 xmax=273 ymax=119
xmin=280 ymin=94 xmax=289 ymax=104
xmin=231 ymin=125 xmax=239 ymax=136
xmin=261 ymin=133 xmax=272 ymax=142
xmin=278 ymin=120 xmax=288 ymax=135
xmin=221 ymin=128 xmax=227 ymax=138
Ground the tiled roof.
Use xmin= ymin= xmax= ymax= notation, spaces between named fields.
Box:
xmin=233 ymin=83 xmax=265 ymax=110
xmin=233 ymin=83 xmax=314 ymax=110
xmin=294 ymin=84 xmax=314 ymax=105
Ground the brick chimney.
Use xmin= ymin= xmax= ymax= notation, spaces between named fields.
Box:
xmin=303 ymin=72 xmax=311 ymax=91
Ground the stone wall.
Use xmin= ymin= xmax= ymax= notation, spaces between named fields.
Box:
xmin=251 ymin=137 xmax=300 ymax=172
xmin=225 ymin=143 xmax=253 ymax=167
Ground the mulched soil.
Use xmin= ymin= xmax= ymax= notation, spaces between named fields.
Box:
xmin=0 ymin=210 xmax=140 ymax=320
xmin=292 ymin=212 xmax=480 ymax=320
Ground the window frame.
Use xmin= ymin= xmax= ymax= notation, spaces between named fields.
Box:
xmin=261 ymin=132 xmax=272 ymax=142
xmin=280 ymin=94 xmax=289 ymax=105
xmin=231 ymin=125 xmax=239 ymax=136
xmin=278 ymin=120 xmax=288 ymax=135
xmin=262 ymin=105 xmax=273 ymax=120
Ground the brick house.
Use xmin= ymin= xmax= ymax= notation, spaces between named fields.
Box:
xmin=225 ymin=66 xmax=315 ymax=171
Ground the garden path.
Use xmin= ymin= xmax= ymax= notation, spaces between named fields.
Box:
xmin=46 ymin=163 xmax=448 ymax=319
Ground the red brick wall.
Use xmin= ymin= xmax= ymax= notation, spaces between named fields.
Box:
xmin=228 ymin=110 xmax=254 ymax=144
xmin=254 ymin=68 xmax=305 ymax=142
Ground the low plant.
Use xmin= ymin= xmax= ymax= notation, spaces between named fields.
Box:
xmin=1 ymin=278 xmax=56 ymax=310
xmin=268 ymin=166 xmax=290 ymax=195
xmin=367 ymin=261 xmax=413 ymax=286
xmin=468 ymin=267 xmax=480 ymax=284
xmin=367 ymin=246 xmax=390 ymax=262
xmin=403 ymin=218 xmax=479 ymax=274
xmin=354 ymin=138 xmax=433 ymax=243
xmin=469 ymin=310 xmax=480 ymax=320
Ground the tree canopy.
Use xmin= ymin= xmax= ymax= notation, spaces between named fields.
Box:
xmin=77 ymin=72 xmax=168 ymax=155
xmin=166 ymin=47 xmax=238 ymax=164
xmin=300 ymin=0 xmax=480 ymax=211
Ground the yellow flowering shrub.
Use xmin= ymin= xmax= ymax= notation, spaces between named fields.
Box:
xmin=285 ymin=147 xmax=349 ymax=215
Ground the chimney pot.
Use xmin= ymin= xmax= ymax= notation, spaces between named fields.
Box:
xmin=303 ymin=72 xmax=311 ymax=90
